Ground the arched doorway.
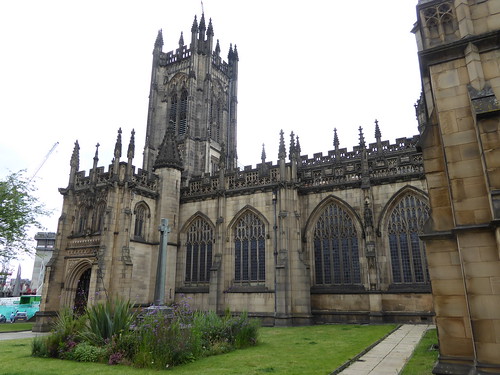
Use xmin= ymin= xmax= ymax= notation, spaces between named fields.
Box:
xmin=73 ymin=268 xmax=91 ymax=315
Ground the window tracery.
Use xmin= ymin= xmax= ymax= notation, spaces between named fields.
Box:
xmin=387 ymin=194 xmax=429 ymax=284
xmin=313 ymin=203 xmax=361 ymax=285
xmin=185 ymin=217 xmax=213 ymax=284
xmin=133 ymin=203 xmax=150 ymax=241
xmin=234 ymin=212 xmax=266 ymax=283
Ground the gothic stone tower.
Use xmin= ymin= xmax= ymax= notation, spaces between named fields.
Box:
xmin=142 ymin=14 xmax=238 ymax=178
xmin=414 ymin=1 xmax=500 ymax=373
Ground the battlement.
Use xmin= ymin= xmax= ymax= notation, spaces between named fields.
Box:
xmin=181 ymin=135 xmax=424 ymax=200
xmin=73 ymin=162 xmax=159 ymax=194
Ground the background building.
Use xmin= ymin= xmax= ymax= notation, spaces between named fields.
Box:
xmin=31 ymin=232 xmax=56 ymax=295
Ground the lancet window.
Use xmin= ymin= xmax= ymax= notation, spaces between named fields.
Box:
xmin=133 ymin=203 xmax=150 ymax=241
xmin=178 ymin=90 xmax=188 ymax=136
xmin=169 ymin=94 xmax=177 ymax=124
xmin=75 ymin=205 xmax=88 ymax=235
xmin=234 ymin=212 xmax=266 ymax=283
xmin=387 ymin=194 xmax=430 ymax=284
xmin=313 ymin=203 xmax=361 ymax=285
xmin=185 ymin=218 xmax=214 ymax=284
xmin=92 ymin=202 xmax=106 ymax=233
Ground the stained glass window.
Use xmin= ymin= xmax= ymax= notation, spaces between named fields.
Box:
xmin=313 ymin=203 xmax=361 ymax=285
xmin=134 ymin=203 xmax=149 ymax=240
xmin=185 ymin=218 xmax=213 ymax=284
xmin=388 ymin=194 xmax=430 ymax=284
xmin=234 ymin=212 xmax=265 ymax=283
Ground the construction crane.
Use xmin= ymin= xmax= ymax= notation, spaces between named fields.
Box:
xmin=30 ymin=142 xmax=59 ymax=181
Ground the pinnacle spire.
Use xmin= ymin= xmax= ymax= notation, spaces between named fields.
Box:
xmin=155 ymin=29 xmax=163 ymax=49
xmin=71 ymin=140 xmax=80 ymax=170
xmin=154 ymin=121 xmax=183 ymax=171
xmin=278 ymin=129 xmax=286 ymax=160
xmin=114 ymin=128 xmax=122 ymax=160
xmin=289 ymin=131 xmax=296 ymax=161
xmin=334 ymin=128 xmax=339 ymax=149
xmin=207 ymin=18 xmax=213 ymax=37
xmin=358 ymin=126 xmax=365 ymax=149
xmin=179 ymin=32 xmax=184 ymax=47
xmin=261 ymin=143 xmax=266 ymax=163
xmin=93 ymin=143 xmax=100 ymax=164
xmin=215 ymin=39 xmax=221 ymax=55
xmin=296 ymin=136 xmax=301 ymax=156
xmin=127 ymin=129 xmax=135 ymax=160
xmin=374 ymin=119 xmax=382 ymax=141
xmin=191 ymin=15 xmax=198 ymax=33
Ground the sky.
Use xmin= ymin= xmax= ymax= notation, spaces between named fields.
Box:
xmin=0 ymin=0 xmax=422 ymax=278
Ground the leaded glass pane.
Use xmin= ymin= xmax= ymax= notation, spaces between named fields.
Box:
xmin=388 ymin=194 xmax=430 ymax=284
xmin=185 ymin=217 xmax=213 ymax=284
xmin=234 ymin=212 xmax=266 ymax=283
xmin=313 ymin=203 xmax=361 ymax=285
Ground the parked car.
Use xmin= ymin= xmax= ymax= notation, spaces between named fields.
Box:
xmin=13 ymin=312 xmax=28 ymax=323
xmin=0 ymin=314 xmax=6 ymax=323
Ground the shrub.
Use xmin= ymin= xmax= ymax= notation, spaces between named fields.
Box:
xmin=31 ymin=309 xmax=86 ymax=358
xmin=71 ymin=342 xmax=107 ymax=362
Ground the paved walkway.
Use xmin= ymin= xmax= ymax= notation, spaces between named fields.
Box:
xmin=0 ymin=330 xmax=50 ymax=341
xmin=337 ymin=324 xmax=431 ymax=375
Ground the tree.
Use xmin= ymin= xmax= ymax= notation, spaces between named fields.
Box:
xmin=0 ymin=171 xmax=51 ymax=260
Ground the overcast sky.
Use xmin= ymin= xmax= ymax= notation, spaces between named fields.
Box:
xmin=0 ymin=0 xmax=422 ymax=278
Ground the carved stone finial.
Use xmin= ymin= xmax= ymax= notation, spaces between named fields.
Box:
xmin=114 ymin=128 xmax=122 ymax=160
xmin=278 ymin=129 xmax=286 ymax=160
xmin=127 ymin=129 xmax=135 ymax=160
xmin=155 ymin=29 xmax=163 ymax=49
xmin=215 ymin=39 xmax=221 ymax=55
xmin=334 ymin=128 xmax=339 ymax=149
xmin=261 ymin=143 xmax=266 ymax=163
xmin=358 ymin=126 xmax=366 ymax=149
xmin=289 ymin=131 xmax=296 ymax=161
xmin=71 ymin=140 xmax=80 ymax=170
xmin=375 ymin=119 xmax=382 ymax=141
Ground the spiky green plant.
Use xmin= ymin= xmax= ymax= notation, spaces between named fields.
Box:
xmin=80 ymin=298 xmax=136 ymax=346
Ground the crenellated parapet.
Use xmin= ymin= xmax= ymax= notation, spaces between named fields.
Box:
xmin=180 ymin=130 xmax=424 ymax=201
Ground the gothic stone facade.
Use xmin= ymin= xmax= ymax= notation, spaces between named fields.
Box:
xmin=414 ymin=0 xmax=500 ymax=373
xmin=35 ymin=13 xmax=433 ymax=331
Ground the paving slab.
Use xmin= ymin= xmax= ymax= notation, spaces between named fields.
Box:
xmin=336 ymin=324 xmax=431 ymax=375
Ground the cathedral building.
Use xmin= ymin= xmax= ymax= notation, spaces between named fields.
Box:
xmin=35 ymin=12 xmax=433 ymax=331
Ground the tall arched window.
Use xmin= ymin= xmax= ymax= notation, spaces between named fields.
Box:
xmin=75 ymin=205 xmax=88 ymax=235
xmin=92 ymin=202 xmax=106 ymax=233
xmin=134 ymin=203 xmax=150 ymax=241
xmin=388 ymin=194 xmax=430 ymax=284
xmin=234 ymin=212 xmax=266 ymax=283
xmin=169 ymin=94 xmax=178 ymax=124
xmin=314 ymin=203 xmax=361 ymax=285
xmin=185 ymin=218 xmax=213 ymax=284
xmin=178 ymin=90 xmax=188 ymax=136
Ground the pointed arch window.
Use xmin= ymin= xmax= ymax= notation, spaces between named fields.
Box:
xmin=388 ymin=194 xmax=430 ymax=284
xmin=75 ymin=205 xmax=88 ymax=235
xmin=178 ymin=90 xmax=188 ymax=136
xmin=313 ymin=203 xmax=361 ymax=285
xmin=234 ymin=212 xmax=266 ymax=283
xmin=169 ymin=94 xmax=178 ymax=124
xmin=134 ymin=203 xmax=150 ymax=241
xmin=185 ymin=217 xmax=213 ymax=284
xmin=92 ymin=202 xmax=106 ymax=233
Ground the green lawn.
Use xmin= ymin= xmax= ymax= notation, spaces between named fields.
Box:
xmin=0 ymin=324 xmax=396 ymax=375
xmin=400 ymin=328 xmax=438 ymax=375
xmin=0 ymin=322 xmax=34 ymax=332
